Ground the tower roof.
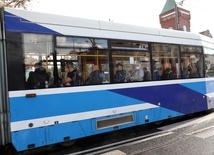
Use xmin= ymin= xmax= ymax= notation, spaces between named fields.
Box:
xmin=160 ymin=0 xmax=176 ymax=15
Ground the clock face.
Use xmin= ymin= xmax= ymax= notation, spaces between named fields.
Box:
xmin=183 ymin=25 xmax=187 ymax=31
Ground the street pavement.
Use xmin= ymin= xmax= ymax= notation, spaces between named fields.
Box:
xmin=105 ymin=111 xmax=214 ymax=155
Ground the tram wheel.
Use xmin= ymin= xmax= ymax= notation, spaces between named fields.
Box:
xmin=60 ymin=140 xmax=76 ymax=147
xmin=154 ymin=120 xmax=163 ymax=125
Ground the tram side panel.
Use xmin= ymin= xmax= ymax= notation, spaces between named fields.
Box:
xmin=205 ymin=79 xmax=214 ymax=109
xmin=9 ymin=80 xmax=209 ymax=151
xmin=9 ymin=89 xmax=141 ymax=151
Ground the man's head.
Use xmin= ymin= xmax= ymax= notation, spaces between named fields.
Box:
xmin=116 ymin=63 xmax=123 ymax=71
xmin=143 ymin=67 xmax=147 ymax=71
xmin=92 ymin=65 xmax=98 ymax=71
xmin=34 ymin=62 xmax=42 ymax=69
xmin=66 ymin=61 xmax=73 ymax=68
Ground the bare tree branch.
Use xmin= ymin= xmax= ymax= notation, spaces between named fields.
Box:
xmin=0 ymin=0 xmax=32 ymax=9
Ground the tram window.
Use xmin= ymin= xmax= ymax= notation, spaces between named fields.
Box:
xmin=110 ymin=40 xmax=149 ymax=51
xmin=23 ymin=33 xmax=53 ymax=89
xmin=180 ymin=45 xmax=203 ymax=78
xmin=111 ymin=51 xmax=151 ymax=82
xmin=204 ymin=48 xmax=214 ymax=77
xmin=152 ymin=44 xmax=179 ymax=80
xmin=56 ymin=36 xmax=108 ymax=49
xmin=7 ymin=32 xmax=25 ymax=90
xmin=181 ymin=46 xmax=202 ymax=53
xmin=6 ymin=33 xmax=54 ymax=90
xmin=56 ymin=36 xmax=109 ymax=86
xmin=110 ymin=40 xmax=150 ymax=82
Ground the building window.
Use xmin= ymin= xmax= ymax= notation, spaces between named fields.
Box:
xmin=183 ymin=25 xmax=187 ymax=31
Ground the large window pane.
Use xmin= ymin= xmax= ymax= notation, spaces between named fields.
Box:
xmin=110 ymin=40 xmax=150 ymax=82
xmin=152 ymin=43 xmax=179 ymax=80
xmin=204 ymin=47 xmax=214 ymax=77
xmin=181 ymin=45 xmax=202 ymax=53
xmin=110 ymin=40 xmax=149 ymax=51
xmin=7 ymin=32 xmax=25 ymax=90
xmin=56 ymin=36 xmax=109 ymax=86
xmin=180 ymin=45 xmax=203 ymax=78
xmin=112 ymin=51 xmax=151 ymax=82
xmin=23 ymin=33 xmax=54 ymax=89
xmin=56 ymin=36 xmax=108 ymax=49
xmin=181 ymin=54 xmax=203 ymax=78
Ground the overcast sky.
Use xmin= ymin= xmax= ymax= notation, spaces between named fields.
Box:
xmin=30 ymin=0 xmax=214 ymax=34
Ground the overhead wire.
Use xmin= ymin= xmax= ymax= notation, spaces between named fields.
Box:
xmin=181 ymin=0 xmax=214 ymax=13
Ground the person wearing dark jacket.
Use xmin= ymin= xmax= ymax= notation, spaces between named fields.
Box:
xmin=114 ymin=63 xmax=126 ymax=82
xmin=161 ymin=68 xmax=174 ymax=80
xmin=63 ymin=61 xmax=76 ymax=86
xmin=26 ymin=62 xmax=48 ymax=89
xmin=143 ymin=67 xmax=151 ymax=81
xmin=85 ymin=65 xmax=103 ymax=84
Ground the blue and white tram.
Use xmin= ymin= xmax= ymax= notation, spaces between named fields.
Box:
xmin=1 ymin=8 xmax=214 ymax=152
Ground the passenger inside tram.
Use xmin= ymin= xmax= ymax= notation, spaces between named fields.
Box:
xmin=85 ymin=65 xmax=103 ymax=85
xmin=153 ymin=66 xmax=162 ymax=81
xmin=128 ymin=63 xmax=144 ymax=82
xmin=143 ymin=67 xmax=151 ymax=81
xmin=62 ymin=61 xmax=77 ymax=86
xmin=114 ymin=63 xmax=126 ymax=83
xmin=26 ymin=62 xmax=49 ymax=89
xmin=189 ymin=55 xmax=202 ymax=78
xmin=161 ymin=68 xmax=175 ymax=80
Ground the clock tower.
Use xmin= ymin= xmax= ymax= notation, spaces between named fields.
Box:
xmin=159 ymin=0 xmax=191 ymax=31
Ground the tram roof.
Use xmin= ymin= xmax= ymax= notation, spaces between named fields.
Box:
xmin=4 ymin=8 xmax=214 ymax=49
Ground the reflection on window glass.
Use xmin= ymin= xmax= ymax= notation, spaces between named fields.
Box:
xmin=180 ymin=45 xmax=203 ymax=78
xmin=110 ymin=40 xmax=149 ymax=51
xmin=56 ymin=36 xmax=108 ymax=49
xmin=23 ymin=33 xmax=53 ymax=89
xmin=152 ymin=43 xmax=179 ymax=80
xmin=181 ymin=45 xmax=202 ymax=53
xmin=204 ymin=48 xmax=214 ymax=77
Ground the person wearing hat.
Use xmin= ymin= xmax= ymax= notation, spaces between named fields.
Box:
xmin=114 ymin=63 xmax=126 ymax=82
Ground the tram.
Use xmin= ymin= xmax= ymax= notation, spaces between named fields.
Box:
xmin=1 ymin=8 xmax=214 ymax=152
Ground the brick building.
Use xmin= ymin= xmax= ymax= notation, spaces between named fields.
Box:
xmin=159 ymin=0 xmax=191 ymax=32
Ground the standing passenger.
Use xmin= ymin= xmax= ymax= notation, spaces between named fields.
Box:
xmin=161 ymin=68 xmax=174 ymax=80
xmin=26 ymin=62 xmax=48 ymax=89
xmin=143 ymin=67 xmax=151 ymax=81
xmin=129 ymin=64 xmax=144 ymax=81
xmin=114 ymin=63 xmax=126 ymax=82
xmin=63 ymin=61 xmax=76 ymax=86
xmin=85 ymin=65 xmax=103 ymax=84
xmin=153 ymin=66 xmax=161 ymax=80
